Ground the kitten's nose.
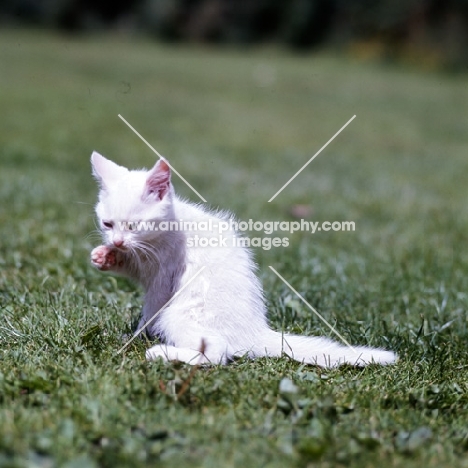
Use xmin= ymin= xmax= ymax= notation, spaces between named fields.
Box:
xmin=113 ymin=238 xmax=124 ymax=248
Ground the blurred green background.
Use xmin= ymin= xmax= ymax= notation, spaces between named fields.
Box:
xmin=2 ymin=0 xmax=468 ymax=68
xmin=1 ymin=3 xmax=468 ymax=467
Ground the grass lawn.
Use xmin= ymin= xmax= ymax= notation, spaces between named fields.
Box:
xmin=1 ymin=28 xmax=468 ymax=467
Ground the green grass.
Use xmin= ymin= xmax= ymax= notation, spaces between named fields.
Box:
xmin=1 ymin=28 xmax=468 ymax=467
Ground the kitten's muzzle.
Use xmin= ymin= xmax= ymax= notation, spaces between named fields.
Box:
xmin=113 ymin=239 xmax=126 ymax=249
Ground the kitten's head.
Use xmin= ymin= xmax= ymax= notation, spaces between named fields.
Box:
xmin=91 ymin=151 xmax=174 ymax=250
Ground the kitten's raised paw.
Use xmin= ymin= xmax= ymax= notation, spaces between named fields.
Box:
xmin=91 ymin=245 xmax=118 ymax=271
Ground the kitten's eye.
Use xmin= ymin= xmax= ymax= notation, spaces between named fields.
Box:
xmin=102 ymin=221 xmax=113 ymax=229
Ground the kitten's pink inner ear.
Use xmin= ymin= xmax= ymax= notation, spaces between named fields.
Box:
xmin=146 ymin=159 xmax=171 ymax=200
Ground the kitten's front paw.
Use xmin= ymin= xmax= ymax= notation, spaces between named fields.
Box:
xmin=91 ymin=245 xmax=118 ymax=271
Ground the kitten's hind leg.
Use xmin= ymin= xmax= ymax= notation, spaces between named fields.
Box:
xmin=146 ymin=343 xmax=226 ymax=365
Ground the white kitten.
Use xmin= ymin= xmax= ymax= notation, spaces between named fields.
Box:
xmin=90 ymin=151 xmax=397 ymax=367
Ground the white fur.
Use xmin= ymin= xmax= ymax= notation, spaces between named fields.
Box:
xmin=90 ymin=151 xmax=397 ymax=368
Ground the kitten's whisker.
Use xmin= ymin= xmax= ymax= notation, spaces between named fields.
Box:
xmin=74 ymin=201 xmax=94 ymax=207
xmin=140 ymin=242 xmax=162 ymax=265
xmin=135 ymin=240 xmax=160 ymax=264
xmin=134 ymin=246 xmax=148 ymax=270
xmin=85 ymin=229 xmax=102 ymax=241
xmin=131 ymin=242 xmax=149 ymax=263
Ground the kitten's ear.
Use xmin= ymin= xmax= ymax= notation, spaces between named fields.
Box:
xmin=91 ymin=151 xmax=127 ymax=188
xmin=145 ymin=159 xmax=171 ymax=201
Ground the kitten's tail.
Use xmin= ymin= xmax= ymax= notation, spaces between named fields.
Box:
xmin=252 ymin=330 xmax=397 ymax=368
